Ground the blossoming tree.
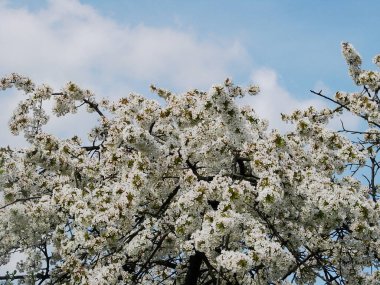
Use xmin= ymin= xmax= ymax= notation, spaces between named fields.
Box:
xmin=0 ymin=43 xmax=379 ymax=284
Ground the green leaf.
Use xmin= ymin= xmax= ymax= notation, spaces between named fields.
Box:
xmin=265 ymin=194 xmax=274 ymax=204
xmin=274 ymin=135 xmax=286 ymax=147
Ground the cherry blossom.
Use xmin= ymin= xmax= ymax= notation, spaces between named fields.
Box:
xmin=0 ymin=43 xmax=379 ymax=284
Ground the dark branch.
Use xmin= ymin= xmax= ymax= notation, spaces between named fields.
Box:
xmin=310 ymin=90 xmax=380 ymax=128
xmin=52 ymin=92 xmax=105 ymax=118
xmin=184 ymin=251 xmax=205 ymax=285
xmin=81 ymin=145 xmax=101 ymax=151
xmin=186 ymin=160 xmax=214 ymax=182
xmin=155 ymin=186 xmax=180 ymax=217
xmin=0 ymin=275 xmax=25 ymax=280
xmin=83 ymin=98 xmax=105 ymax=118
xmin=0 ymin=196 xmax=41 ymax=210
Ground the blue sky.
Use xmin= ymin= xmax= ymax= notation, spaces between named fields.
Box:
xmin=0 ymin=0 xmax=379 ymax=146
xmin=78 ymin=0 xmax=380 ymax=96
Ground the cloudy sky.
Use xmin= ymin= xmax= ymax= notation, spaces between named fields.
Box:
xmin=0 ymin=0 xmax=379 ymax=147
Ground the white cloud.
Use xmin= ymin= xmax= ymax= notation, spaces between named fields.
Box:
xmin=239 ymin=68 xmax=325 ymax=131
xmin=0 ymin=0 xmax=362 ymax=147
xmin=0 ymin=0 xmax=246 ymax=90
xmin=239 ymin=68 xmax=360 ymax=132
xmin=0 ymin=0 xmax=247 ymax=147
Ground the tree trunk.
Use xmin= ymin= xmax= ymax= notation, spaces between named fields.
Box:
xmin=184 ymin=251 xmax=204 ymax=285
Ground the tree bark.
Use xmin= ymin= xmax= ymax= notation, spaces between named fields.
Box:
xmin=184 ymin=251 xmax=204 ymax=285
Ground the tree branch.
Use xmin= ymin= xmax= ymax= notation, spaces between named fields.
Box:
xmin=186 ymin=160 xmax=214 ymax=182
xmin=0 ymin=196 xmax=41 ymax=210
xmin=310 ymin=90 xmax=380 ymax=128
xmin=184 ymin=251 xmax=205 ymax=285
xmin=52 ymin=93 xmax=105 ymax=118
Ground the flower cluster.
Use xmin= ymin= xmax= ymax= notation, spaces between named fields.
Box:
xmin=342 ymin=42 xmax=380 ymax=93
xmin=0 ymin=44 xmax=380 ymax=284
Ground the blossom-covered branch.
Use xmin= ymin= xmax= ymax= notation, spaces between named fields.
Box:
xmin=0 ymin=43 xmax=379 ymax=284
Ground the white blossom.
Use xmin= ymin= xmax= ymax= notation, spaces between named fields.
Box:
xmin=0 ymin=44 xmax=379 ymax=284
